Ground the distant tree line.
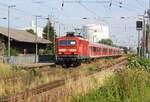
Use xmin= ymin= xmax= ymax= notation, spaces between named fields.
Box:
xmin=98 ymin=39 xmax=114 ymax=46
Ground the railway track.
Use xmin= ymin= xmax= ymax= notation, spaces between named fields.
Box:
xmin=0 ymin=57 xmax=127 ymax=102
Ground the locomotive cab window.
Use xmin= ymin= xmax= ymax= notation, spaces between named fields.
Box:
xmin=59 ymin=40 xmax=67 ymax=46
xmin=68 ymin=40 xmax=76 ymax=45
xmin=59 ymin=40 xmax=76 ymax=46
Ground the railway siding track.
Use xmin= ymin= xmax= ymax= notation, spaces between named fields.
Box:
xmin=1 ymin=57 xmax=127 ymax=102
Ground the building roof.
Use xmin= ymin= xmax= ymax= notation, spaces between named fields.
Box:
xmin=0 ymin=26 xmax=50 ymax=44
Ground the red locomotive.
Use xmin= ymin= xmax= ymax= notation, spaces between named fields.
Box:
xmin=55 ymin=32 xmax=123 ymax=68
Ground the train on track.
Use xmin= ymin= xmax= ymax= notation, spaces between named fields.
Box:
xmin=55 ymin=32 xmax=124 ymax=68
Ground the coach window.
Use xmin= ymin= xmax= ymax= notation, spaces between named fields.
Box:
xmin=94 ymin=47 xmax=96 ymax=52
xmin=99 ymin=48 xmax=101 ymax=54
xmin=104 ymin=49 xmax=106 ymax=54
xmin=91 ymin=47 xmax=93 ymax=52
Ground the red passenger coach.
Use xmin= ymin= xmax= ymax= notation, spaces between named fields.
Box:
xmin=56 ymin=33 xmax=123 ymax=68
xmin=89 ymin=43 xmax=123 ymax=58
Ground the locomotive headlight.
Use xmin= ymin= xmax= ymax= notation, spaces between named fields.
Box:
xmin=58 ymin=52 xmax=62 ymax=54
xmin=59 ymin=49 xmax=66 ymax=52
xmin=69 ymin=49 xmax=77 ymax=52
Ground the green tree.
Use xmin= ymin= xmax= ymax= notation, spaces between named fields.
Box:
xmin=98 ymin=39 xmax=113 ymax=46
xmin=43 ymin=21 xmax=56 ymax=55
xmin=26 ymin=29 xmax=35 ymax=35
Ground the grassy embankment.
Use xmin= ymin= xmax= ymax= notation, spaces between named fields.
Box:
xmin=70 ymin=56 xmax=150 ymax=102
xmin=0 ymin=58 xmax=118 ymax=98
xmin=18 ymin=57 xmax=126 ymax=102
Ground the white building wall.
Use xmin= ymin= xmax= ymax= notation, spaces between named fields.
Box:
xmin=23 ymin=21 xmax=44 ymax=38
xmin=82 ymin=24 xmax=110 ymax=43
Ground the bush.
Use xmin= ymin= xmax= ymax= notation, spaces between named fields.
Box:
xmin=127 ymin=55 xmax=150 ymax=71
xmin=39 ymin=48 xmax=54 ymax=55
xmin=70 ymin=69 xmax=150 ymax=102
xmin=5 ymin=48 xmax=18 ymax=56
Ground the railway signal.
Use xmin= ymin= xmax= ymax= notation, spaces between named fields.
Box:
xmin=136 ymin=21 xmax=143 ymax=57
xmin=136 ymin=21 xmax=143 ymax=30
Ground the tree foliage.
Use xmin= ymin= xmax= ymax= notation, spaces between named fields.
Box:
xmin=98 ymin=39 xmax=113 ymax=46
xmin=26 ymin=29 xmax=35 ymax=35
xmin=43 ymin=21 xmax=56 ymax=55
xmin=43 ymin=21 xmax=55 ymax=41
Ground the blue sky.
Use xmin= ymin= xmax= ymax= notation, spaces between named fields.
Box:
xmin=0 ymin=0 xmax=148 ymax=49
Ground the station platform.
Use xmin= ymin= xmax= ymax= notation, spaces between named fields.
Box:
xmin=13 ymin=63 xmax=56 ymax=69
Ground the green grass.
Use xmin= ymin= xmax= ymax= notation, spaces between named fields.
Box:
xmin=70 ymin=69 xmax=150 ymax=102
xmin=0 ymin=67 xmax=14 ymax=77
xmin=0 ymin=66 xmax=20 ymax=78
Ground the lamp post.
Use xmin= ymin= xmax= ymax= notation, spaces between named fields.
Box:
xmin=35 ymin=15 xmax=50 ymax=63
xmin=8 ymin=5 xmax=16 ymax=57
xmin=35 ymin=15 xmax=42 ymax=63
xmin=47 ymin=16 xmax=50 ymax=40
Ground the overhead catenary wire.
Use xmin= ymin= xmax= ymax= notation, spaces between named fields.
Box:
xmin=0 ymin=1 xmax=147 ymax=28
xmin=0 ymin=0 xmax=144 ymax=17
xmin=77 ymin=2 xmax=109 ymax=24
xmin=0 ymin=2 xmax=59 ymax=28
xmin=62 ymin=0 xmax=109 ymax=3
xmin=112 ymin=0 xmax=146 ymax=12
xmin=61 ymin=0 xmax=147 ymax=21
xmin=0 ymin=2 xmax=75 ymax=31
xmin=135 ymin=0 xmax=147 ymax=10
xmin=0 ymin=2 xmax=36 ymax=17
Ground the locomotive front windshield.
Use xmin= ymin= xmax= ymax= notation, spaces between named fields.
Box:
xmin=59 ymin=40 xmax=76 ymax=46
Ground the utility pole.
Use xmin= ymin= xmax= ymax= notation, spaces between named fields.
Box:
xmin=143 ymin=17 xmax=146 ymax=57
xmin=53 ymin=22 xmax=56 ymax=55
xmin=8 ymin=5 xmax=16 ymax=57
xmin=8 ymin=6 xmax=10 ymax=56
xmin=35 ymin=16 xmax=38 ymax=63
xmin=59 ymin=23 xmax=61 ymax=37
xmin=35 ymin=15 xmax=42 ymax=63
xmin=138 ymin=30 xmax=141 ymax=56
xmin=148 ymin=0 xmax=150 ymax=51
xmin=47 ymin=15 xmax=50 ymax=40
xmin=139 ymin=15 xmax=146 ymax=57
xmin=146 ymin=0 xmax=150 ymax=56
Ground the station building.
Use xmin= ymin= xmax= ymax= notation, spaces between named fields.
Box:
xmin=0 ymin=26 xmax=50 ymax=56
